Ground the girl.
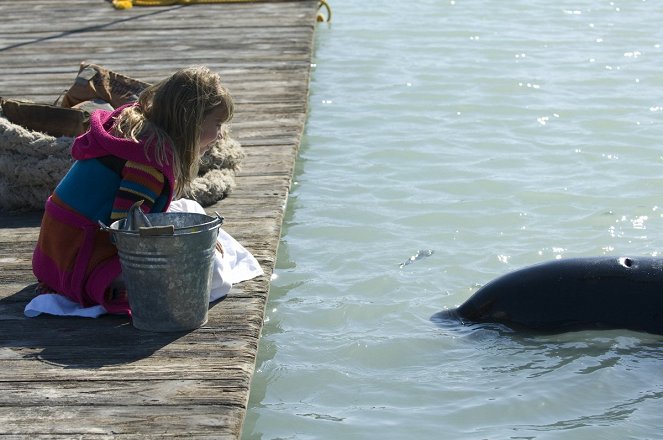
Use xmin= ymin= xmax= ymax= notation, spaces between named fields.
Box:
xmin=32 ymin=66 xmax=234 ymax=315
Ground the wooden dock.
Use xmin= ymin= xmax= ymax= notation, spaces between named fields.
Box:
xmin=0 ymin=0 xmax=318 ymax=437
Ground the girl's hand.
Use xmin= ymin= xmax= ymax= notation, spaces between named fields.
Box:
xmin=215 ymin=241 xmax=224 ymax=257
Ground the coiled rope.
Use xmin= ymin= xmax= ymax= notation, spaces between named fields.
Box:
xmin=113 ymin=0 xmax=333 ymax=22
xmin=316 ymin=0 xmax=331 ymax=22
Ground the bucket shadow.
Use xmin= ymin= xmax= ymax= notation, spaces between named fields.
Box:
xmin=0 ymin=284 xmax=190 ymax=368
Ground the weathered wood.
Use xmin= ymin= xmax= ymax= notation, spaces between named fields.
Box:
xmin=0 ymin=0 xmax=318 ymax=438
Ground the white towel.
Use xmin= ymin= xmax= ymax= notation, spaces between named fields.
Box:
xmin=24 ymin=198 xmax=264 ymax=318
xmin=24 ymin=294 xmax=107 ymax=318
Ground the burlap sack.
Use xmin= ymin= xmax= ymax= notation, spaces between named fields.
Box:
xmin=0 ymin=98 xmax=88 ymax=138
xmin=61 ymin=62 xmax=150 ymax=109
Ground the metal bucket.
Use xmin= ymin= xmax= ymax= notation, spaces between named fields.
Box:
xmin=107 ymin=212 xmax=223 ymax=332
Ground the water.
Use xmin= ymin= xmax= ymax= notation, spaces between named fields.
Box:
xmin=243 ymin=1 xmax=663 ymax=438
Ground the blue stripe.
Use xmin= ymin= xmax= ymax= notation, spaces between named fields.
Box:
xmin=54 ymin=160 xmax=120 ymax=222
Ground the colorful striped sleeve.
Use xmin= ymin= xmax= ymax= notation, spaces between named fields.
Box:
xmin=110 ymin=161 xmax=165 ymax=220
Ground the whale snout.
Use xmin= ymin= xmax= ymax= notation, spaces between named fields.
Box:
xmin=430 ymin=308 xmax=462 ymax=326
xmin=431 ymin=300 xmax=508 ymax=327
xmin=456 ymin=297 xmax=506 ymax=322
xmin=430 ymin=308 xmax=459 ymax=321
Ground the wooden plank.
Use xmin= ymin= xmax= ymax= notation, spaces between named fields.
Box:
xmin=0 ymin=406 xmax=243 ymax=439
xmin=0 ymin=0 xmax=318 ymax=438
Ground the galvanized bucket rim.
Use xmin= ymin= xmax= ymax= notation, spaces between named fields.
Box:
xmin=107 ymin=212 xmax=223 ymax=236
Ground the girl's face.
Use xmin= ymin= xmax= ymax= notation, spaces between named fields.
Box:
xmin=198 ymin=106 xmax=227 ymax=155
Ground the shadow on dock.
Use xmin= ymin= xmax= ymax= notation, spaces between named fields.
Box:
xmin=0 ymin=284 xmax=191 ymax=369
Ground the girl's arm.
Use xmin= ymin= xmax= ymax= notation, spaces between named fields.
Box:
xmin=110 ymin=161 xmax=165 ymax=220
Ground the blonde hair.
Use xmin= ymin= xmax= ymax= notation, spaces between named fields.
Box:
xmin=113 ymin=66 xmax=234 ymax=197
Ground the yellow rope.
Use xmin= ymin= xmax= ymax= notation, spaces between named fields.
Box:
xmin=316 ymin=0 xmax=332 ymax=22
xmin=113 ymin=0 xmax=263 ymax=9
xmin=113 ymin=0 xmax=333 ymax=20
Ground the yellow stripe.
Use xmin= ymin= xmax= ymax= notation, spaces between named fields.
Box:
xmin=125 ymin=161 xmax=164 ymax=183
xmin=119 ymin=187 xmax=156 ymax=202
xmin=110 ymin=211 xmax=128 ymax=220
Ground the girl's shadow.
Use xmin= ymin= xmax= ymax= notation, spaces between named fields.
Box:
xmin=0 ymin=284 xmax=189 ymax=368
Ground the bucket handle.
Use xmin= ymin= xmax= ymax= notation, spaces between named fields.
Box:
xmin=98 ymin=220 xmax=116 ymax=244
xmin=98 ymin=220 xmax=111 ymax=232
xmin=98 ymin=212 xmax=223 ymax=237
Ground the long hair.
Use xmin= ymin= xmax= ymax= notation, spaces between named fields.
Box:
xmin=113 ymin=66 xmax=234 ymax=197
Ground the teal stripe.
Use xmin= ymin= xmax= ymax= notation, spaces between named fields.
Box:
xmin=54 ymin=160 xmax=119 ymax=222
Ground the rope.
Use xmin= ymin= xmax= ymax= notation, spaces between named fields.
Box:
xmin=113 ymin=0 xmax=333 ymax=20
xmin=316 ymin=0 xmax=331 ymax=22
xmin=113 ymin=0 xmax=262 ymax=9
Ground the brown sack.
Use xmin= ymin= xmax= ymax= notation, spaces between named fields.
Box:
xmin=1 ymin=97 xmax=88 ymax=138
xmin=61 ymin=62 xmax=150 ymax=109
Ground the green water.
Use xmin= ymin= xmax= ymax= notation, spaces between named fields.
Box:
xmin=243 ymin=1 xmax=663 ymax=438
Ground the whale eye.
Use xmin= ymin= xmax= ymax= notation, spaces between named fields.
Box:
xmin=619 ymin=257 xmax=633 ymax=268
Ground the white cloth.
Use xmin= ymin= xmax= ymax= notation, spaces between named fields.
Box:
xmin=25 ymin=294 xmax=107 ymax=318
xmin=24 ymin=198 xmax=264 ymax=318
